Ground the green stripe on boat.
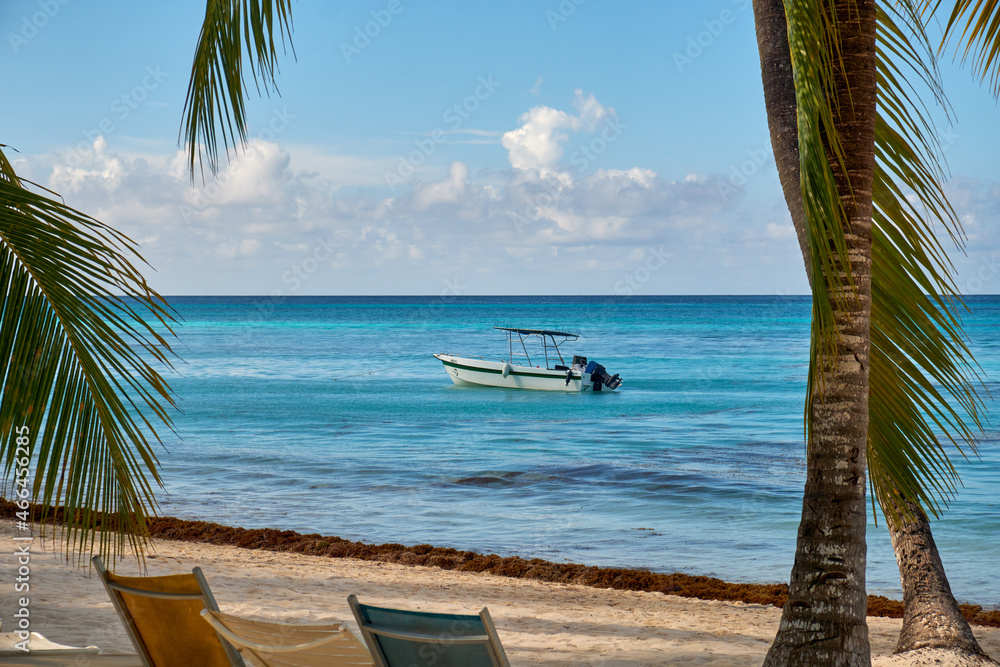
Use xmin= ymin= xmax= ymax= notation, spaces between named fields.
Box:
xmin=440 ymin=358 xmax=580 ymax=380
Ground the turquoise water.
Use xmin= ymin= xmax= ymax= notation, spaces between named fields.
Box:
xmin=154 ymin=296 xmax=999 ymax=607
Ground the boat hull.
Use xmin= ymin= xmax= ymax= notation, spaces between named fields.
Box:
xmin=433 ymin=354 xmax=592 ymax=392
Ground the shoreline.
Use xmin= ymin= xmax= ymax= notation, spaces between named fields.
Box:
xmin=3 ymin=502 xmax=996 ymax=626
xmin=1 ymin=519 xmax=998 ymax=666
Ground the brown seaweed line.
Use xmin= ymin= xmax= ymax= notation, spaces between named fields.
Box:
xmin=1 ymin=499 xmax=996 ymax=627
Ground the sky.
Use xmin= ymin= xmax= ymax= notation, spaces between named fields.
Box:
xmin=3 ymin=0 xmax=1000 ymax=295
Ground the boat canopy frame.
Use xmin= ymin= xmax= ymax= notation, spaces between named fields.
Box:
xmin=494 ymin=327 xmax=579 ymax=370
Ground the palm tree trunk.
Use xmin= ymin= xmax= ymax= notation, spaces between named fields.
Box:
xmin=750 ymin=0 xmax=810 ymax=284
xmin=890 ymin=498 xmax=987 ymax=656
xmin=751 ymin=1 xmax=992 ymax=662
xmin=755 ymin=1 xmax=878 ymax=664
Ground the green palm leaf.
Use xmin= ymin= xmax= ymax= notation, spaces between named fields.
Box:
xmin=181 ymin=0 xmax=295 ymax=180
xmin=868 ymin=1 xmax=984 ymax=523
xmin=0 ymin=146 xmax=176 ymax=562
xmin=781 ymin=0 xmax=983 ymax=524
xmin=781 ymin=0 xmax=857 ymax=436
xmin=943 ymin=0 xmax=1000 ymax=96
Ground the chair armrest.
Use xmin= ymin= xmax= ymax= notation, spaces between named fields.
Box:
xmin=361 ymin=622 xmax=491 ymax=645
xmin=200 ymin=609 xmax=355 ymax=654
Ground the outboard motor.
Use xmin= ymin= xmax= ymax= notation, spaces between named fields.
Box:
xmin=585 ymin=361 xmax=623 ymax=391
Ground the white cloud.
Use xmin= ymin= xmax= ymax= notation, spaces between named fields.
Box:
xmin=501 ymin=105 xmax=579 ymax=172
xmin=281 ymin=145 xmax=399 ymax=187
xmin=215 ymin=238 xmax=261 ymax=259
xmin=500 ymin=90 xmax=615 ymax=172
xmin=596 ymin=167 xmax=657 ymax=188
xmin=203 ymin=140 xmax=291 ymax=207
xmin=571 ymin=90 xmax=610 ymax=129
xmin=412 ymin=161 xmax=469 ymax=210
xmin=12 ymin=122 xmax=814 ymax=295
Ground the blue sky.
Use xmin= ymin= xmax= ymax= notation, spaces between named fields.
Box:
xmin=3 ymin=0 xmax=1000 ymax=295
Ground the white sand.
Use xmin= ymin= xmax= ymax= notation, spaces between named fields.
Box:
xmin=1 ymin=521 xmax=996 ymax=666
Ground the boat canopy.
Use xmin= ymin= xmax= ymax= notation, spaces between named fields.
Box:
xmin=494 ymin=326 xmax=580 ymax=369
xmin=493 ymin=326 xmax=579 ymax=340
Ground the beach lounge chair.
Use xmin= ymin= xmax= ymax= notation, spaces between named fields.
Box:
xmin=347 ymin=594 xmax=510 ymax=667
xmin=93 ymin=555 xmax=244 ymax=667
xmin=200 ymin=609 xmax=373 ymax=666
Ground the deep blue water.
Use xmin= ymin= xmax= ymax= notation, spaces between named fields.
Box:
xmin=150 ymin=295 xmax=999 ymax=607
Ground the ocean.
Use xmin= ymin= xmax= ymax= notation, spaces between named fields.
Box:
xmin=151 ymin=295 xmax=999 ymax=607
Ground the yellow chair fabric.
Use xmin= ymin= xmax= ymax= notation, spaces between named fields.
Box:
xmin=94 ymin=556 xmax=242 ymax=667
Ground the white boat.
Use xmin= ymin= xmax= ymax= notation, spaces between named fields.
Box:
xmin=434 ymin=327 xmax=622 ymax=392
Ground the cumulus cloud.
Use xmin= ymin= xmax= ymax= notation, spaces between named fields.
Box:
xmin=13 ymin=100 xmax=811 ymax=295
xmin=411 ymin=161 xmax=469 ymax=210
xmin=501 ymin=106 xmax=579 ymax=172
xmin=213 ymin=141 xmax=291 ymax=207
xmin=571 ymin=90 xmax=610 ymax=129
xmin=501 ymin=90 xmax=615 ymax=172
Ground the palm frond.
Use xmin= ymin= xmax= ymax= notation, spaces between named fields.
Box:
xmin=868 ymin=1 xmax=985 ymax=524
xmin=781 ymin=0 xmax=857 ymax=438
xmin=0 ymin=146 xmax=177 ymax=562
xmin=780 ymin=0 xmax=985 ymax=524
xmin=181 ymin=0 xmax=295 ymax=180
xmin=942 ymin=0 xmax=1000 ymax=96
xmin=0 ymin=146 xmax=22 ymax=186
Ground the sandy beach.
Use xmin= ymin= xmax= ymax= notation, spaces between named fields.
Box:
xmin=1 ymin=521 xmax=997 ymax=666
